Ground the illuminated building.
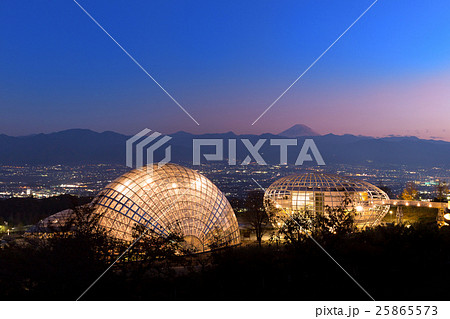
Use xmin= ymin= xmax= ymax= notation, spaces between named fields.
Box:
xmin=92 ymin=164 xmax=240 ymax=252
xmin=32 ymin=164 xmax=240 ymax=252
xmin=264 ymin=172 xmax=390 ymax=228
xmin=33 ymin=209 xmax=74 ymax=232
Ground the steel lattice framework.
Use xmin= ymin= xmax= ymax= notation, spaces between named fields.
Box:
xmin=93 ymin=163 xmax=240 ymax=252
xmin=264 ymin=172 xmax=390 ymax=228
xmin=32 ymin=209 xmax=75 ymax=233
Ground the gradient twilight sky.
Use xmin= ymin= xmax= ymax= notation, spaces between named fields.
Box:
xmin=1 ymin=0 xmax=449 ymax=140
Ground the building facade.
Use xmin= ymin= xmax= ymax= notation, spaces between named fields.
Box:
xmin=264 ymin=172 xmax=390 ymax=228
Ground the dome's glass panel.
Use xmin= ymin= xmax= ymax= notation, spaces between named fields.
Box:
xmin=264 ymin=173 xmax=390 ymax=228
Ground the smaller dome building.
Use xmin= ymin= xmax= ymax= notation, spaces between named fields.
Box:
xmin=264 ymin=172 xmax=390 ymax=228
xmin=29 ymin=209 xmax=75 ymax=233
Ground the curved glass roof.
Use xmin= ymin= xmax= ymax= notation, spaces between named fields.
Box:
xmin=264 ymin=172 xmax=390 ymax=228
xmin=30 ymin=209 xmax=75 ymax=233
xmin=93 ymin=163 xmax=240 ymax=252
xmin=268 ymin=173 xmax=381 ymax=192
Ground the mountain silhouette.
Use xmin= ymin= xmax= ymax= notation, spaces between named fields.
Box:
xmin=0 ymin=128 xmax=449 ymax=167
xmin=279 ymin=124 xmax=320 ymax=137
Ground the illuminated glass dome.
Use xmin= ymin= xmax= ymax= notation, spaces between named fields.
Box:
xmin=30 ymin=209 xmax=75 ymax=233
xmin=264 ymin=172 xmax=390 ymax=228
xmin=93 ymin=163 xmax=240 ymax=252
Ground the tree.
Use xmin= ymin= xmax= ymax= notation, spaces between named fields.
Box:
xmin=130 ymin=223 xmax=185 ymax=257
xmin=125 ymin=223 xmax=185 ymax=278
xmin=244 ymin=190 xmax=269 ymax=246
xmin=207 ymin=226 xmax=227 ymax=251
xmin=315 ymin=196 xmax=356 ymax=239
xmin=43 ymin=201 xmax=120 ymax=265
xmin=274 ymin=196 xmax=356 ymax=245
xmin=401 ymin=182 xmax=418 ymax=200
xmin=276 ymin=210 xmax=314 ymax=245
xmin=434 ymin=180 xmax=448 ymax=202
xmin=0 ymin=202 xmax=122 ymax=300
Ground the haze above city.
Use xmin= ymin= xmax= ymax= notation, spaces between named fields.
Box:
xmin=1 ymin=0 xmax=449 ymax=141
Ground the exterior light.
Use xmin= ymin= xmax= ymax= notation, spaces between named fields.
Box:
xmin=444 ymin=213 xmax=450 ymax=221
xmin=356 ymin=205 xmax=364 ymax=212
xmin=389 ymin=211 xmax=393 ymax=214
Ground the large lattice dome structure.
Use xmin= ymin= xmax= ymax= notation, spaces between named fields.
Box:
xmin=264 ymin=172 xmax=390 ymax=228
xmin=92 ymin=163 xmax=240 ymax=252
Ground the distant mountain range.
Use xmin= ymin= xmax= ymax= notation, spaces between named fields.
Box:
xmin=1 ymin=125 xmax=449 ymax=167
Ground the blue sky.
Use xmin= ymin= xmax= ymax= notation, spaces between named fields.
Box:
xmin=1 ymin=0 xmax=449 ymax=140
